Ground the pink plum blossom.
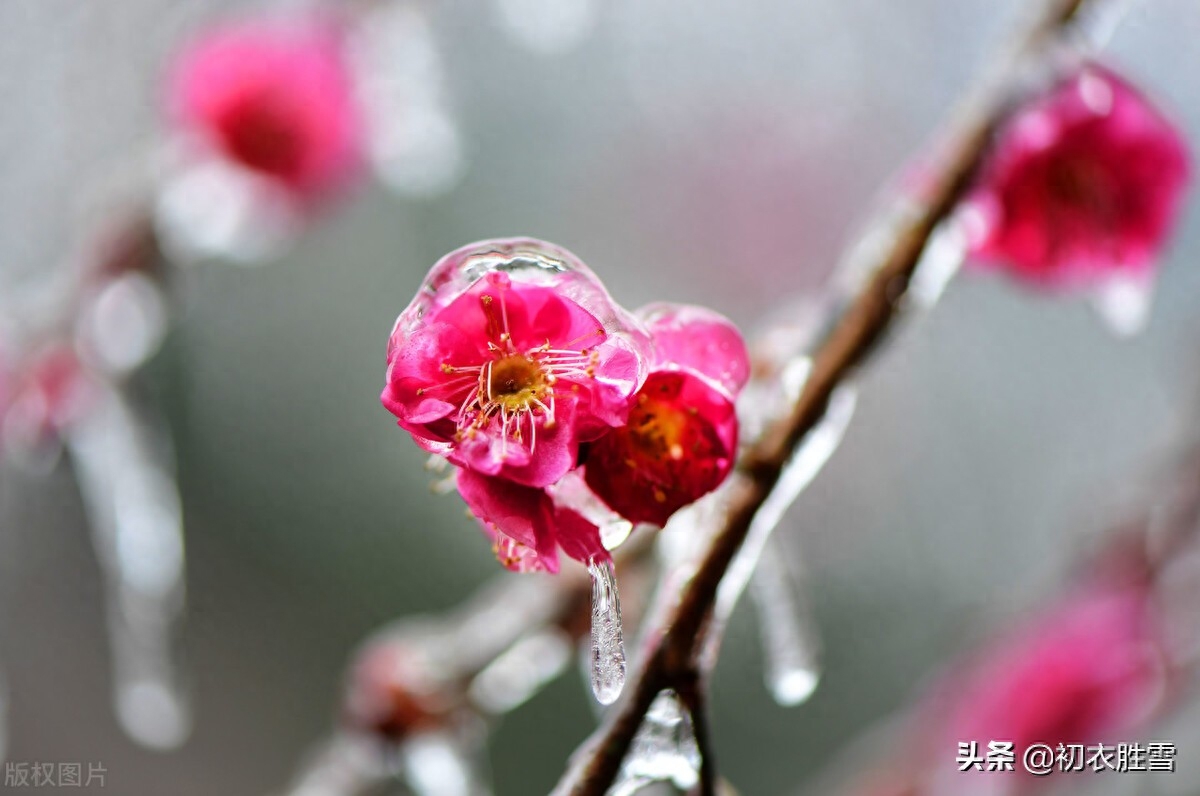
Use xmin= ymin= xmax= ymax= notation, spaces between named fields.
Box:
xmin=382 ymin=239 xmax=649 ymax=489
xmin=965 ymin=63 xmax=1190 ymax=289
xmin=168 ymin=17 xmax=364 ymax=200
xmin=584 ymin=303 xmax=748 ymax=527
xmin=2 ymin=346 xmax=96 ymax=450
xmin=456 ymin=469 xmax=606 ymax=572
xmin=937 ymin=584 xmax=1166 ymax=787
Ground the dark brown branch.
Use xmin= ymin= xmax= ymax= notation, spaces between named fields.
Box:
xmin=553 ymin=0 xmax=1103 ymax=793
xmin=678 ymin=674 xmax=718 ymax=796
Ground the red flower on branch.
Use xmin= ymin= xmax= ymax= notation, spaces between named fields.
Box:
xmin=965 ymin=63 xmax=1190 ymax=289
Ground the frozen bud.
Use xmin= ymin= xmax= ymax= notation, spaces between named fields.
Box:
xmin=167 ymin=16 xmax=364 ymax=202
xmin=382 ymin=239 xmax=649 ymax=489
xmin=965 ymin=63 xmax=1190 ymax=289
xmin=584 ymin=303 xmax=748 ymax=527
xmin=342 ymin=632 xmax=458 ymax=742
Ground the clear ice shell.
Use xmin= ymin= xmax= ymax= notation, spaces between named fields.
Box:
xmin=468 ymin=629 xmax=572 ymax=714
xmin=610 ymin=690 xmax=701 ymax=795
xmin=65 ymin=385 xmax=190 ymax=749
xmin=392 ymin=239 xmax=650 ymax=355
xmin=588 ymin=558 xmax=627 ymax=705
xmin=750 ymin=537 xmax=821 ymax=706
xmin=547 ymin=471 xmax=634 ymax=552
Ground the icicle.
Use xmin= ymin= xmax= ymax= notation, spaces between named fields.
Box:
xmin=65 ymin=385 xmax=190 ymax=750
xmin=401 ymin=731 xmax=493 ymax=796
xmin=469 ymin=629 xmax=572 ymax=714
xmin=1092 ymin=273 xmax=1154 ymax=338
xmin=610 ymin=690 xmax=701 ymax=796
xmin=749 ymin=536 xmax=821 ymax=706
xmin=588 ymin=558 xmax=626 ymax=705
xmin=702 ymin=385 xmax=857 ymax=671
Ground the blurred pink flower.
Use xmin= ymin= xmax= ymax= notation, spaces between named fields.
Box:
xmin=457 ymin=469 xmax=605 ymax=572
xmin=965 ymin=63 xmax=1190 ymax=288
xmin=2 ymin=346 xmax=96 ymax=448
xmin=943 ymin=585 xmax=1166 ymax=769
xmin=584 ymin=304 xmax=748 ymax=527
xmin=383 ymin=240 xmax=647 ymax=489
xmin=168 ymin=17 xmax=363 ymax=199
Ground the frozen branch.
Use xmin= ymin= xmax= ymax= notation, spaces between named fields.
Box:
xmin=552 ymin=0 xmax=1114 ymax=792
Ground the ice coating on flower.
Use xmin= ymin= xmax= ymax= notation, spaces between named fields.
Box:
xmin=383 ymin=239 xmax=649 ymax=488
xmin=168 ymin=17 xmax=363 ymax=198
xmin=965 ymin=63 xmax=1190 ymax=288
xmin=584 ymin=304 xmax=748 ymax=527
xmin=634 ymin=303 xmax=751 ymax=396
xmin=942 ymin=586 xmax=1166 ymax=756
xmin=456 ymin=469 xmax=606 ymax=572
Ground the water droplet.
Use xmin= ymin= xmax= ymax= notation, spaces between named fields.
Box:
xmin=1093 ymin=273 xmax=1153 ymax=338
xmin=611 ymin=690 xmax=700 ymax=795
xmin=750 ymin=539 xmax=821 ymax=706
xmin=588 ymin=558 xmax=626 ymax=705
xmin=79 ymin=273 xmax=169 ymax=376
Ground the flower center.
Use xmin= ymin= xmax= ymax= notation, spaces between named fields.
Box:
xmin=219 ymin=89 xmax=307 ymax=181
xmin=628 ymin=395 xmax=688 ymax=463
xmin=485 ymin=354 xmax=548 ymax=412
xmin=1046 ymin=156 xmax=1117 ymax=220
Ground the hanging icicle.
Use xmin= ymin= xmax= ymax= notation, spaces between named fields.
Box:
xmin=702 ymin=385 xmax=857 ymax=674
xmin=65 ymin=385 xmax=190 ymax=750
xmin=588 ymin=558 xmax=627 ymax=706
xmin=749 ymin=536 xmax=821 ymax=706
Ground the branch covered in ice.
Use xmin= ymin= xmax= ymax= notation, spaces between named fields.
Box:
xmin=552 ymin=0 xmax=1119 ymax=792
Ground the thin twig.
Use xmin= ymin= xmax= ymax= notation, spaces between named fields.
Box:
xmin=553 ymin=0 xmax=1103 ymax=792
xmin=677 ymin=674 xmax=718 ymax=796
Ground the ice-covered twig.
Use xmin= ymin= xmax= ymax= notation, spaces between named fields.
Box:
xmin=552 ymin=1 xmax=1115 ymax=792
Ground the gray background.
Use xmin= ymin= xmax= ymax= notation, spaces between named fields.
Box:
xmin=2 ymin=0 xmax=1200 ymax=794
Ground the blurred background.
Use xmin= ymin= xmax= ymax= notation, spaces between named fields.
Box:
xmin=2 ymin=0 xmax=1200 ymax=793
